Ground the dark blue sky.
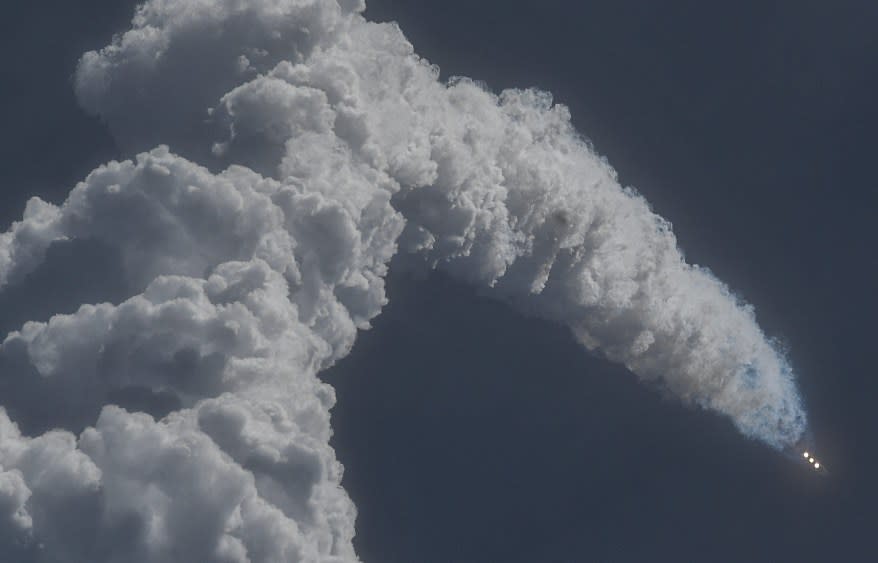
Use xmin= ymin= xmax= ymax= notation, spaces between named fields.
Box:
xmin=2 ymin=1 xmax=877 ymax=561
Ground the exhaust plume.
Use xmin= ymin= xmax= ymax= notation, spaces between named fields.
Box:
xmin=0 ymin=0 xmax=805 ymax=560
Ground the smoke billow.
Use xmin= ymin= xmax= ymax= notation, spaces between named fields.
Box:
xmin=0 ymin=0 xmax=805 ymax=560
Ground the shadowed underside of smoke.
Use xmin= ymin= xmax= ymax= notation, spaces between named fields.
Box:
xmin=0 ymin=0 xmax=805 ymax=561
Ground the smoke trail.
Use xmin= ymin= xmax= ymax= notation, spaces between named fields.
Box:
xmin=0 ymin=0 xmax=805 ymax=560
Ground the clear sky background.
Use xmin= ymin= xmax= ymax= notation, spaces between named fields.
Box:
xmin=2 ymin=1 xmax=877 ymax=561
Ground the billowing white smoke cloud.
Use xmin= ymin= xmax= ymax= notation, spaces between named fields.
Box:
xmin=0 ymin=0 xmax=805 ymax=560
xmin=0 ymin=147 xmax=392 ymax=561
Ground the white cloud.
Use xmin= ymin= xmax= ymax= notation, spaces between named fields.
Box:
xmin=0 ymin=144 xmax=398 ymax=560
xmin=0 ymin=0 xmax=806 ymax=560
xmin=0 ymin=399 xmax=355 ymax=563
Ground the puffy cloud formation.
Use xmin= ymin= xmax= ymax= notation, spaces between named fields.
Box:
xmin=0 ymin=147 xmax=393 ymax=562
xmin=0 ymin=399 xmax=355 ymax=562
xmin=0 ymin=0 xmax=805 ymax=560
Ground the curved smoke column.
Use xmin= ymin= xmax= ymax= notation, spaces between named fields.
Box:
xmin=0 ymin=0 xmax=805 ymax=560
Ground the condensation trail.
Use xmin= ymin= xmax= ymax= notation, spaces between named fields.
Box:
xmin=0 ymin=1 xmax=805 ymax=561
